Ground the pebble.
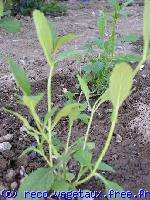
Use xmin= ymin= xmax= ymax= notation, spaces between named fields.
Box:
xmin=0 ymin=142 xmax=12 ymax=152
xmin=0 ymin=134 xmax=13 ymax=142
xmin=20 ymin=166 xmax=26 ymax=177
xmin=6 ymin=169 xmax=16 ymax=182
xmin=20 ymin=125 xmax=27 ymax=134
xmin=116 ymin=134 xmax=123 ymax=143
xmin=11 ymin=181 xmax=18 ymax=189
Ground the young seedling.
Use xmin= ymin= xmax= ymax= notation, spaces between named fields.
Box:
xmin=81 ymin=0 xmax=141 ymax=94
xmin=3 ymin=0 xmax=150 ymax=199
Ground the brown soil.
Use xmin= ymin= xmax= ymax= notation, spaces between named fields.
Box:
xmin=0 ymin=0 xmax=149 ymax=200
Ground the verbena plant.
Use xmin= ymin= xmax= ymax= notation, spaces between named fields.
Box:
xmin=3 ymin=0 xmax=150 ymax=199
xmin=0 ymin=0 xmax=20 ymax=32
xmin=81 ymin=0 xmax=141 ymax=94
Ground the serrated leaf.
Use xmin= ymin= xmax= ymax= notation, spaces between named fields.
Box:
xmin=52 ymin=103 xmax=80 ymax=129
xmin=0 ymin=0 xmax=4 ymax=17
xmin=95 ymin=173 xmax=127 ymax=200
xmin=77 ymin=75 xmax=90 ymax=103
xmin=82 ymin=61 xmax=105 ymax=74
xmin=9 ymin=59 xmax=31 ymax=95
xmin=109 ymin=63 xmax=133 ymax=110
xmin=0 ymin=18 xmax=20 ymax=32
xmin=97 ymin=13 xmax=107 ymax=39
xmin=33 ymin=10 xmax=53 ymax=67
xmin=74 ymin=148 xmax=92 ymax=167
xmin=54 ymin=34 xmax=76 ymax=54
xmin=52 ymin=177 xmax=69 ymax=192
xmin=16 ymin=168 xmax=54 ymax=200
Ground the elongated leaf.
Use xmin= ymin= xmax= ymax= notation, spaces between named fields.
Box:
xmin=16 ymin=168 xmax=54 ymax=200
xmin=97 ymin=13 xmax=107 ymax=39
xmin=74 ymin=148 xmax=92 ymax=167
xmin=98 ymin=162 xmax=115 ymax=173
xmin=0 ymin=0 xmax=4 ymax=17
xmin=143 ymin=0 xmax=150 ymax=57
xmin=114 ymin=53 xmax=142 ymax=63
xmin=54 ymin=34 xmax=76 ymax=54
xmin=69 ymin=106 xmax=80 ymax=125
xmin=95 ymin=173 xmax=127 ymax=200
xmin=22 ymin=93 xmax=44 ymax=108
xmin=109 ymin=63 xmax=133 ymax=110
xmin=78 ymin=113 xmax=90 ymax=125
xmin=9 ymin=59 xmax=31 ymax=95
xmin=19 ymin=146 xmax=37 ymax=157
xmin=52 ymin=103 xmax=80 ymax=129
xmin=77 ymin=75 xmax=90 ymax=103
xmin=33 ymin=10 xmax=53 ymax=66
xmin=0 ymin=18 xmax=20 ymax=32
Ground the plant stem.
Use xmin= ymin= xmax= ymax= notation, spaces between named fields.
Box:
xmin=47 ymin=68 xmax=53 ymax=167
xmin=111 ymin=15 xmax=118 ymax=57
xmin=75 ymin=110 xmax=118 ymax=186
xmin=83 ymin=109 xmax=94 ymax=150
xmin=65 ymin=124 xmax=72 ymax=153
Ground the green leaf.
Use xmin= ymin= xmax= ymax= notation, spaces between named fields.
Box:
xmin=143 ymin=0 xmax=150 ymax=57
xmin=109 ymin=63 xmax=133 ymax=110
xmin=78 ymin=113 xmax=90 ymax=125
xmin=119 ymin=34 xmax=139 ymax=43
xmin=21 ymin=93 xmax=44 ymax=108
xmin=74 ymin=148 xmax=92 ymax=167
xmin=19 ymin=146 xmax=37 ymax=157
xmin=82 ymin=61 xmax=105 ymax=74
xmin=9 ymin=59 xmax=31 ymax=95
xmin=114 ymin=53 xmax=142 ymax=63
xmin=97 ymin=13 xmax=107 ymax=39
xmin=33 ymin=10 xmax=54 ymax=67
xmin=52 ymin=103 xmax=80 ymax=129
xmin=16 ymin=168 xmax=54 ymax=200
xmin=95 ymin=173 xmax=127 ymax=200
xmin=56 ymin=49 xmax=85 ymax=63
xmin=52 ymin=176 xmax=69 ymax=192
xmin=66 ymin=172 xmax=75 ymax=182
xmin=69 ymin=106 xmax=80 ymax=125
xmin=54 ymin=34 xmax=76 ymax=54
xmin=0 ymin=0 xmax=4 ymax=17
xmin=0 ymin=18 xmax=21 ymax=32
xmin=77 ymin=75 xmax=90 ymax=104
xmin=98 ymin=162 xmax=115 ymax=173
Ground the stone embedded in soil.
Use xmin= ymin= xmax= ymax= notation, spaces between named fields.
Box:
xmin=11 ymin=181 xmax=18 ymax=189
xmin=0 ymin=158 xmax=7 ymax=170
xmin=0 ymin=142 xmax=12 ymax=152
xmin=5 ymin=169 xmax=16 ymax=183
xmin=116 ymin=134 xmax=123 ymax=143
xmin=0 ymin=134 xmax=13 ymax=143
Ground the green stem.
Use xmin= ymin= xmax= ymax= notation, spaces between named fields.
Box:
xmin=47 ymin=68 xmax=53 ymax=167
xmin=65 ymin=124 xmax=72 ymax=153
xmin=75 ymin=110 xmax=118 ymax=186
xmin=111 ymin=15 xmax=118 ymax=57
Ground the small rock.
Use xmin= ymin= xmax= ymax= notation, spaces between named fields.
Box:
xmin=6 ymin=169 xmax=16 ymax=182
xmin=0 ymin=142 xmax=12 ymax=152
xmin=0 ymin=134 xmax=13 ymax=142
xmin=116 ymin=134 xmax=123 ymax=143
xmin=0 ymin=158 xmax=7 ymax=170
xmin=11 ymin=181 xmax=18 ymax=189
xmin=20 ymin=125 xmax=27 ymax=134
xmin=20 ymin=166 xmax=26 ymax=177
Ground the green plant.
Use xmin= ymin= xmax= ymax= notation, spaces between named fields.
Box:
xmin=12 ymin=0 xmax=67 ymax=16
xmin=0 ymin=0 xmax=21 ymax=32
xmin=81 ymin=0 xmax=141 ymax=94
xmin=3 ymin=0 xmax=150 ymax=199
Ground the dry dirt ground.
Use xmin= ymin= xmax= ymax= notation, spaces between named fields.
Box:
xmin=0 ymin=0 xmax=150 ymax=199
